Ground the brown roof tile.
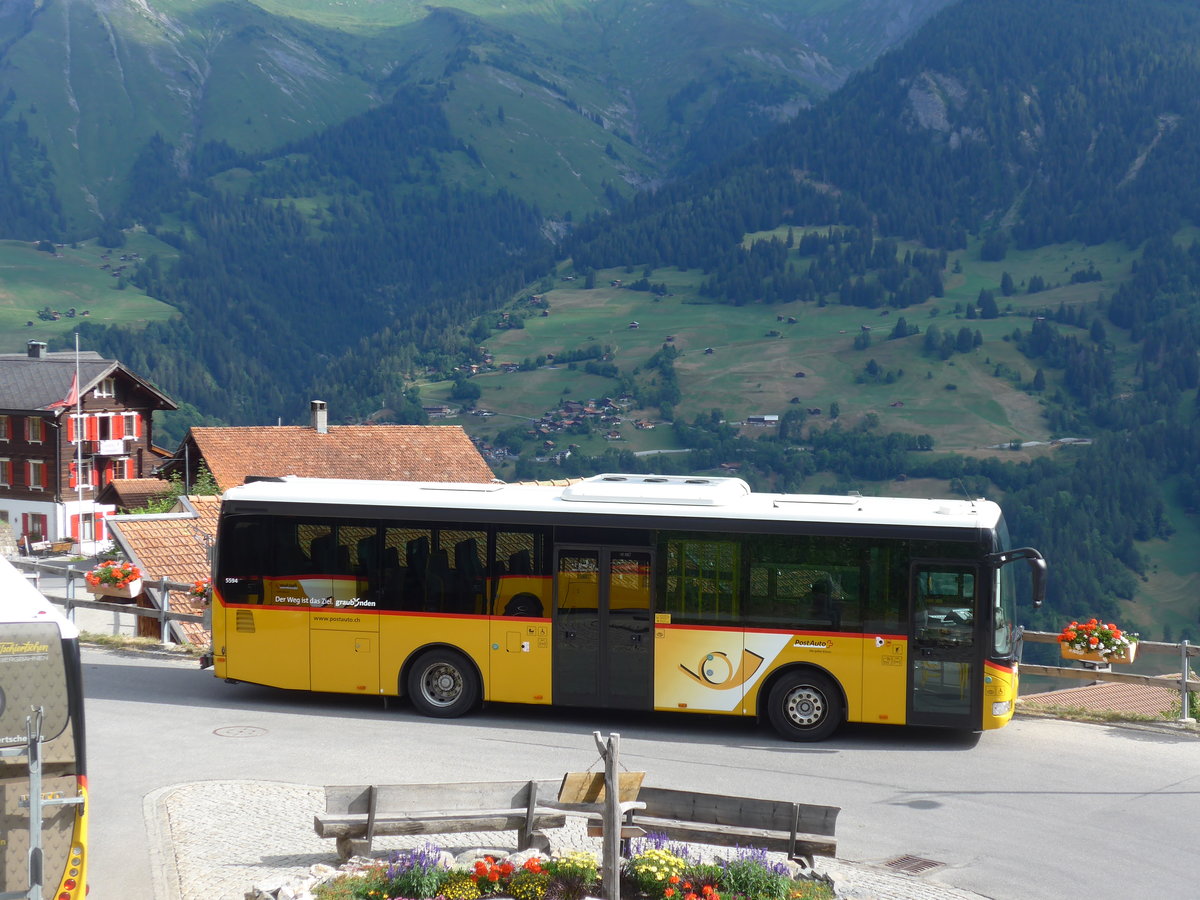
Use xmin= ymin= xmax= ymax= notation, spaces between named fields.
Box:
xmin=186 ymin=425 xmax=494 ymax=491
xmin=1020 ymin=681 xmax=1181 ymax=717
xmin=95 ymin=478 xmax=170 ymax=511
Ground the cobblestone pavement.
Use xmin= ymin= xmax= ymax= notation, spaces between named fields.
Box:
xmin=146 ymin=780 xmax=989 ymax=900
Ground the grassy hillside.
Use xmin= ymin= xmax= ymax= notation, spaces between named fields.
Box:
xmin=428 ymin=233 xmax=1137 ymax=464
xmin=0 ymin=236 xmax=178 ymax=352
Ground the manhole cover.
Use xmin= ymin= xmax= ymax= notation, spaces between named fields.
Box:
xmin=883 ymin=855 xmax=945 ymax=875
xmin=213 ymin=726 xmax=268 ymax=738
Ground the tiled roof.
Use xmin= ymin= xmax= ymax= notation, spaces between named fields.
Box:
xmin=106 ymin=495 xmax=222 ymax=646
xmin=95 ymin=478 xmax=170 ymax=511
xmin=1020 ymin=681 xmax=1181 ymax=717
xmin=185 ymin=425 xmax=495 ymax=491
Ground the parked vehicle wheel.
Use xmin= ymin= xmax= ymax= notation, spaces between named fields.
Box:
xmin=767 ymin=670 xmax=843 ymax=741
xmin=407 ymin=649 xmax=480 ymax=718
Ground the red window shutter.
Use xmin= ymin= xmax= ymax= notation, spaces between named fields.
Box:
xmin=111 ymin=415 xmax=125 ymax=440
xmin=124 ymin=458 xmax=134 ymax=479
xmin=70 ymin=514 xmax=80 ymax=540
xmin=69 ymin=461 xmax=77 ymax=489
xmin=22 ymin=513 xmax=29 ymax=534
xmin=95 ymin=513 xmax=106 ymax=540
xmin=135 ymin=414 xmax=143 ymax=438
xmin=66 ymin=416 xmax=75 ymax=442
xmin=85 ymin=416 xmax=99 ymax=441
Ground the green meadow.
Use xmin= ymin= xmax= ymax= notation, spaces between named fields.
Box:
xmin=448 ymin=234 xmax=1138 ymax=458
xmin=0 ymin=236 xmax=179 ymax=353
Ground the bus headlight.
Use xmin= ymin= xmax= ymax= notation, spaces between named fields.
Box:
xmin=992 ymin=700 xmax=1012 ymax=716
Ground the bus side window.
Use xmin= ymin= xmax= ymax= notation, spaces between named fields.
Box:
xmin=218 ymin=517 xmax=269 ymax=604
xmin=379 ymin=527 xmax=430 ymax=610
xmin=493 ymin=529 xmax=548 ymax=616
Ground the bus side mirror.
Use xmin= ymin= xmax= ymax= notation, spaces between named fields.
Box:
xmin=984 ymin=547 xmax=1046 ymax=609
xmin=1028 ymin=556 xmax=1046 ymax=609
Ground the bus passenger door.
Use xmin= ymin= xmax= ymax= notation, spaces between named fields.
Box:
xmin=309 ymin=524 xmax=380 ymax=696
xmin=908 ymin=563 xmax=981 ymax=729
xmin=554 ymin=547 xmax=653 ymax=709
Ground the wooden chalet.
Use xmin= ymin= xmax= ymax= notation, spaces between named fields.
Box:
xmin=0 ymin=341 xmax=177 ymax=553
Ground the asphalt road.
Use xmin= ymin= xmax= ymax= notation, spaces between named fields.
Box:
xmin=82 ymin=647 xmax=1199 ymax=900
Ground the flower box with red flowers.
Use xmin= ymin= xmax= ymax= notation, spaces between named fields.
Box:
xmin=84 ymin=560 xmax=143 ymax=599
xmin=1058 ymin=618 xmax=1138 ymax=664
xmin=189 ymin=577 xmax=212 ymax=603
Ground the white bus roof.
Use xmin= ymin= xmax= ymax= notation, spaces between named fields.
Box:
xmin=223 ymin=473 xmax=1002 ymax=532
xmin=0 ymin=556 xmax=79 ymax=638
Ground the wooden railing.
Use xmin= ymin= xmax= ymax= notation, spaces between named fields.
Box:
xmin=11 ymin=558 xmax=206 ymax=646
xmin=1020 ymin=629 xmax=1199 ymax=723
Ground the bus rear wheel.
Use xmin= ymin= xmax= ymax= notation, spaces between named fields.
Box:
xmin=767 ymin=670 xmax=842 ymax=741
xmin=407 ymin=650 xmax=480 ymax=718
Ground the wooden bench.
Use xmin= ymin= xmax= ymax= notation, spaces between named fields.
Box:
xmin=315 ymin=779 xmax=839 ymax=868
xmin=620 ymin=786 xmax=838 ymax=868
xmin=315 ymin=779 xmax=568 ymax=859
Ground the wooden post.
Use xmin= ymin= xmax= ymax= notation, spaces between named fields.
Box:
xmin=593 ymin=731 xmax=621 ymax=900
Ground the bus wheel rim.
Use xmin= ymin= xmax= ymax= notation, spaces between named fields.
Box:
xmin=783 ymin=685 xmax=826 ymax=727
xmin=421 ymin=663 xmax=462 ymax=706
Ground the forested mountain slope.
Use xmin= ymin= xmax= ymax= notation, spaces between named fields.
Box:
xmin=0 ymin=0 xmax=949 ymax=234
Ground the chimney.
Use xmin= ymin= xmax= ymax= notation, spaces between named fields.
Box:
xmin=311 ymin=400 xmax=328 ymax=434
xmin=27 ymin=341 xmax=47 ymax=359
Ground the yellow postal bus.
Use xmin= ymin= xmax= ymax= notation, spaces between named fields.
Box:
xmin=209 ymin=474 xmax=1044 ymax=740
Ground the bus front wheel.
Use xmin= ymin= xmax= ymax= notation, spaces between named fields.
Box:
xmin=767 ymin=670 xmax=842 ymax=741
xmin=407 ymin=650 xmax=480 ymax=718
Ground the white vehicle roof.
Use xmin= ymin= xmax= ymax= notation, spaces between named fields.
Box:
xmin=223 ymin=473 xmax=1002 ymax=532
xmin=0 ymin=556 xmax=79 ymax=638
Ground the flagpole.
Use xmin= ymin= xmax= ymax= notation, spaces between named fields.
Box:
xmin=75 ymin=332 xmax=84 ymax=551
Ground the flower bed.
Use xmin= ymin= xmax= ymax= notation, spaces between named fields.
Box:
xmin=312 ymin=837 xmax=833 ymax=900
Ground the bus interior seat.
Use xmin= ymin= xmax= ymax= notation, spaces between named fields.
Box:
xmin=356 ymin=534 xmax=378 ymax=574
xmin=379 ymin=546 xmax=402 ymax=601
xmin=504 ymin=594 xmax=543 ymax=617
xmin=425 ymin=548 xmax=452 ymax=611
xmin=309 ymin=532 xmax=350 ymax=574
xmin=508 ymin=549 xmax=533 ymax=575
xmin=273 ymin=534 xmax=311 ymax=576
xmin=403 ymin=537 xmax=430 ymax=609
xmin=454 ymin=538 xmax=485 ymax=611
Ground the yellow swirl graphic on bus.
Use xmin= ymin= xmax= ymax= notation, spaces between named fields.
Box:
xmin=679 ymin=648 xmax=765 ymax=689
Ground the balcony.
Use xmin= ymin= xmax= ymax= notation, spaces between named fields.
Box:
xmin=86 ymin=439 xmax=128 ymax=456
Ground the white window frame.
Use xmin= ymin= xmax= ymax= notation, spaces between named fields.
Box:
xmin=27 ymin=460 xmax=45 ymax=490
xmin=94 ymin=377 xmax=116 ymax=399
xmin=76 ymin=458 xmax=94 ymax=488
xmin=26 ymin=417 xmax=44 ymax=444
xmin=0 ymin=457 xmax=10 ymax=487
xmin=123 ymin=411 xmax=139 ymax=438
xmin=0 ymin=415 xmax=9 ymax=442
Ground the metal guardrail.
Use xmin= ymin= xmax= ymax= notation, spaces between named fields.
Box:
xmin=10 ymin=558 xmax=206 ymax=646
xmin=1020 ymin=629 xmax=1198 ymax=723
